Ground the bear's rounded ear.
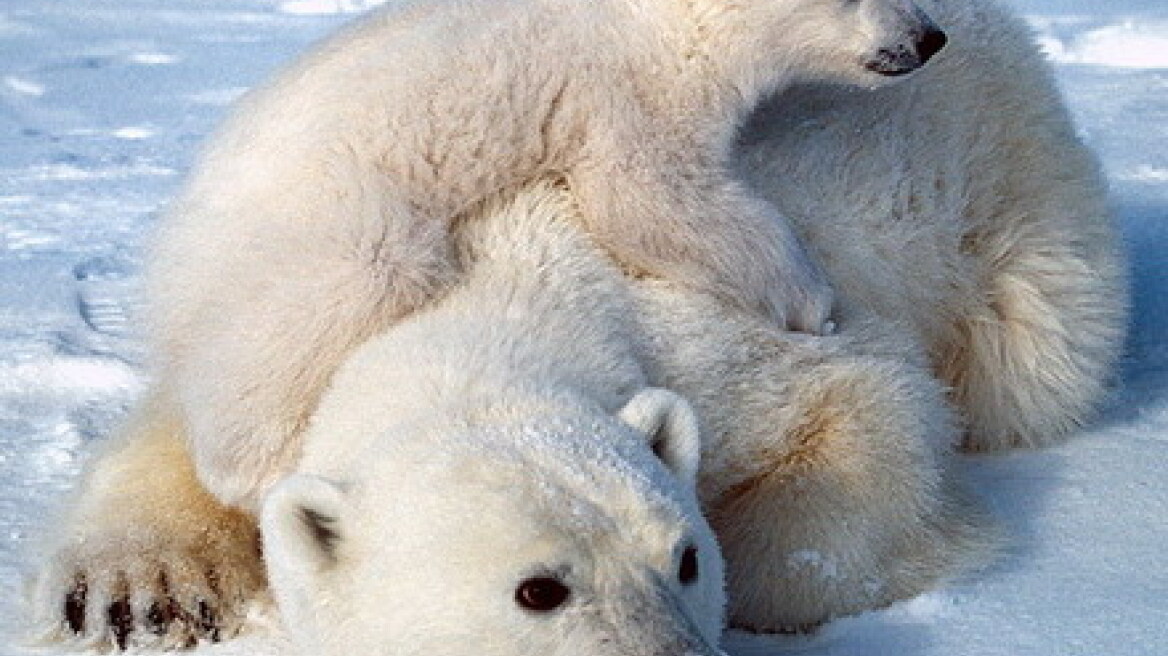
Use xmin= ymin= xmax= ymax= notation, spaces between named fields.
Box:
xmin=618 ymin=388 xmax=703 ymax=484
xmin=261 ymin=474 xmax=348 ymax=576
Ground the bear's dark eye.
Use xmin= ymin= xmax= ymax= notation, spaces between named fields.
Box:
xmin=515 ymin=576 xmax=571 ymax=613
xmin=679 ymin=545 xmax=699 ymax=585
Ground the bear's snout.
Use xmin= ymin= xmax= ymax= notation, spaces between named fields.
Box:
xmin=915 ymin=25 xmax=948 ymax=66
xmin=864 ymin=23 xmax=948 ymax=77
xmin=863 ymin=4 xmax=948 ymax=79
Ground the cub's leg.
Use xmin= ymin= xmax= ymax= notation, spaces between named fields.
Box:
xmin=26 ymin=391 xmax=265 ymax=651
xmin=153 ymin=201 xmax=456 ymax=510
xmin=573 ymin=154 xmax=834 ymax=334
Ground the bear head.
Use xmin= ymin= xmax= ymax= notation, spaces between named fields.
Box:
xmin=261 ymin=388 xmax=727 ymax=656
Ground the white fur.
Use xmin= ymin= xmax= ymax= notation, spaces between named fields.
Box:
xmin=261 ymin=193 xmax=726 ymax=655
xmin=149 ymin=0 xmax=947 ymax=509
xmin=26 ymin=0 xmax=1126 ymax=647
xmin=738 ymin=0 xmax=1127 ymax=451
xmin=23 ymin=393 xmax=265 ymax=651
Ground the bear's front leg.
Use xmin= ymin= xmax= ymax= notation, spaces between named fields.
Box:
xmin=26 ymin=391 xmax=265 ymax=651
xmin=573 ymin=154 xmax=834 ymax=334
xmin=152 ymin=198 xmax=458 ymax=511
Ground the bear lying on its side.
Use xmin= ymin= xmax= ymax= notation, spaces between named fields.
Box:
xmin=27 ymin=179 xmax=989 ymax=654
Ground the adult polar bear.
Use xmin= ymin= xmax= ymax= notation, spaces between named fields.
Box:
xmin=31 ymin=179 xmax=986 ymax=653
xmin=28 ymin=0 xmax=1125 ymax=650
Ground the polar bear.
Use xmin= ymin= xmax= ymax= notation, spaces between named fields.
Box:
xmin=27 ymin=0 xmax=1126 ymax=648
xmin=27 ymin=179 xmax=987 ymax=652
xmin=153 ymin=0 xmax=949 ymax=509
xmin=260 ymin=187 xmax=729 ymax=655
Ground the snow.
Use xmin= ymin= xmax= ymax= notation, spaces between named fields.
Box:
xmin=0 ymin=0 xmax=1165 ymax=654
xmin=1045 ymin=21 xmax=1168 ymax=68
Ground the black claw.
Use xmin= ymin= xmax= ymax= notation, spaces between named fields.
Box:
xmin=64 ymin=580 xmax=87 ymax=634
xmin=107 ymin=597 xmax=133 ymax=650
xmin=197 ymin=600 xmax=221 ymax=643
xmin=146 ymin=601 xmax=169 ymax=635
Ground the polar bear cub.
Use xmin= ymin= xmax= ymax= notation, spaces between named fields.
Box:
xmin=151 ymin=0 xmax=949 ymax=509
xmin=260 ymin=185 xmax=728 ymax=656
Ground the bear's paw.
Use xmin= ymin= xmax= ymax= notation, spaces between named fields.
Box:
xmin=27 ymin=513 xmax=263 ymax=651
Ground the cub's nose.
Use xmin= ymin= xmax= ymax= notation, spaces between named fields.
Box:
xmin=915 ymin=25 xmax=948 ymax=65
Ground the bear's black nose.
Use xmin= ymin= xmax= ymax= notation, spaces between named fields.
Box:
xmin=915 ymin=26 xmax=948 ymax=65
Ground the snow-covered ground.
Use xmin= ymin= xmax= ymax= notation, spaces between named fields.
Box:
xmin=1 ymin=0 xmax=1165 ymax=654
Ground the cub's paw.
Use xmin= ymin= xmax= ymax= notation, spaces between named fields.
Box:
xmin=27 ymin=517 xmax=263 ymax=651
xmin=754 ymin=251 xmax=835 ymax=336
xmin=783 ymin=273 xmax=836 ymax=337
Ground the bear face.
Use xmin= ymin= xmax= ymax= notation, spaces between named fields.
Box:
xmin=687 ymin=0 xmax=947 ymax=102
xmin=262 ymin=389 xmax=727 ymax=656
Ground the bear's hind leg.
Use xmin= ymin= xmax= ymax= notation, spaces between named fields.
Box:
xmin=26 ymin=391 xmax=265 ymax=651
xmin=704 ymin=329 xmax=993 ymax=631
xmin=634 ymin=286 xmax=994 ymax=630
xmin=938 ymin=179 xmax=1127 ymax=452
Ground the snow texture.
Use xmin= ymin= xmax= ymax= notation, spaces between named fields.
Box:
xmin=0 ymin=0 xmax=1165 ymax=654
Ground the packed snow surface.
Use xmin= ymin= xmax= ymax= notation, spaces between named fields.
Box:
xmin=1 ymin=0 xmax=1165 ymax=654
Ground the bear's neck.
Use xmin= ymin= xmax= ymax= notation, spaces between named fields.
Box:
xmin=621 ymin=4 xmax=797 ymax=144
xmin=686 ymin=40 xmax=798 ymax=121
xmin=391 ymin=192 xmax=650 ymax=419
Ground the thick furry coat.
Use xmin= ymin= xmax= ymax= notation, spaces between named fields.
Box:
xmin=26 ymin=0 xmax=1125 ymax=648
